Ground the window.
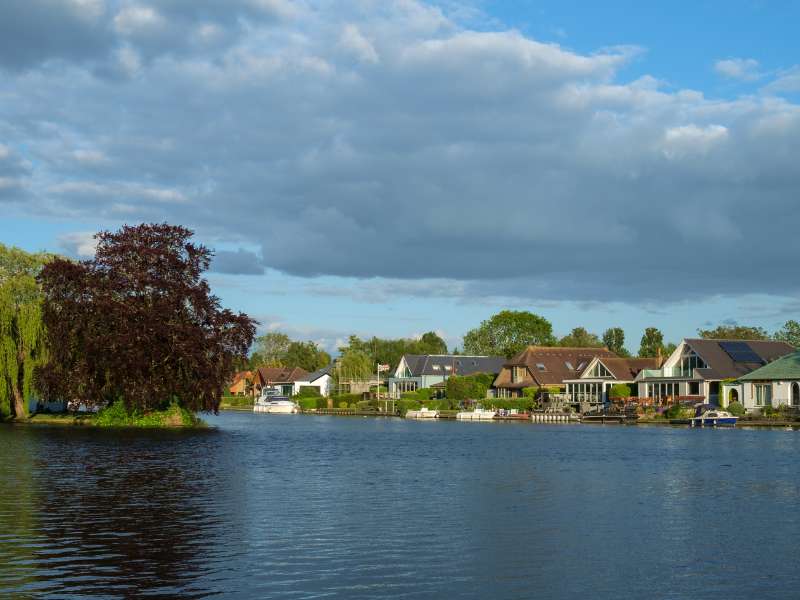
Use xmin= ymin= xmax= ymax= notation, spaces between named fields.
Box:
xmin=432 ymin=365 xmax=441 ymax=371
xmin=679 ymin=351 xmax=707 ymax=376
xmin=577 ymin=362 xmax=586 ymax=371
xmin=589 ymin=362 xmax=612 ymax=378
xmin=511 ymin=366 xmax=526 ymax=383
xmin=444 ymin=365 xmax=452 ymax=371
xmin=536 ymin=363 xmax=546 ymax=372
xmin=689 ymin=381 xmax=700 ymax=395
xmin=754 ymin=384 xmax=772 ymax=407
xmin=565 ymin=361 xmax=574 ymax=371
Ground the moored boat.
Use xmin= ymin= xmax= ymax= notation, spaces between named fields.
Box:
xmin=406 ymin=407 xmax=439 ymax=419
xmin=690 ymin=408 xmax=738 ymax=427
xmin=455 ymin=407 xmax=497 ymax=421
xmin=254 ymin=399 xmax=299 ymax=414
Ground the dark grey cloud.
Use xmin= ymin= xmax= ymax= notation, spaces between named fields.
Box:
xmin=1 ymin=1 xmax=800 ymax=305
xmin=211 ymin=249 xmax=265 ymax=275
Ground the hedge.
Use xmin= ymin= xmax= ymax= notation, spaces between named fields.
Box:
xmin=296 ymin=386 xmax=322 ymax=398
xmin=608 ymin=384 xmax=632 ymax=399
xmin=220 ymin=395 xmax=254 ymax=408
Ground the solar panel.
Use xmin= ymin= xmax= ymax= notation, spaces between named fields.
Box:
xmin=719 ymin=341 xmax=763 ymax=364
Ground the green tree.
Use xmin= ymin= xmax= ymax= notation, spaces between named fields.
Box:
xmin=559 ymin=327 xmax=603 ymax=348
xmin=285 ymin=341 xmax=331 ymax=372
xmin=251 ymin=332 xmax=291 ymax=367
xmin=336 ymin=349 xmax=373 ymax=381
xmin=0 ymin=244 xmax=51 ymax=419
xmin=639 ymin=327 xmax=665 ymax=358
xmin=416 ymin=331 xmax=448 ymax=354
xmin=774 ymin=320 xmax=800 ymax=349
xmin=602 ymin=327 xmax=629 ymax=357
xmin=697 ymin=324 xmax=769 ymax=340
xmin=462 ymin=310 xmax=555 ymax=358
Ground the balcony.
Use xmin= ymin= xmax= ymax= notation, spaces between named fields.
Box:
xmin=640 ymin=367 xmax=693 ymax=379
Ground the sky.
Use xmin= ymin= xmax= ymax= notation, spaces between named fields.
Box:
xmin=1 ymin=0 xmax=800 ymax=355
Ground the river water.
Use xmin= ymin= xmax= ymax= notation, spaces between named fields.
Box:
xmin=2 ymin=412 xmax=800 ymax=599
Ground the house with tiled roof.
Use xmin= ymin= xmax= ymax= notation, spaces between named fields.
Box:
xmin=723 ymin=351 xmax=800 ymax=412
xmin=253 ymin=366 xmax=309 ymax=397
xmin=634 ymin=338 xmax=794 ymax=405
xmin=229 ymin=370 xmax=254 ymax=396
xmin=388 ymin=354 xmax=506 ymax=399
xmin=493 ymin=346 xmax=618 ymax=399
xmin=563 ymin=357 xmax=660 ymax=408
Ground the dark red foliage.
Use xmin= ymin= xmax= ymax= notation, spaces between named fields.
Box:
xmin=37 ymin=223 xmax=256 ymax=413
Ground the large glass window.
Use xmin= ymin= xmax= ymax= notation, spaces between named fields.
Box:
xmin=589 ymin=362 xmax=612 ymax=378
xmin=679 ymin=351 xmax=707 ymax=376
xmin=754 ymin=384 xmax=772 ymax=407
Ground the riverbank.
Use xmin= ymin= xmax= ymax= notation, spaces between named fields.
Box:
xmin=9 ymin=402 xmax=208 ymax=429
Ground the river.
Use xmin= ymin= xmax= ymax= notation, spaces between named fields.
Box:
xmin=1 ymin=412 xmax=800 ymax=599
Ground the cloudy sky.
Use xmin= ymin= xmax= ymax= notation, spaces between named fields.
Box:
xmin=2 ymin=0 xmax=799 ymax=354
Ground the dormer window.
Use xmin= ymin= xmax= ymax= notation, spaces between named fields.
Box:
xmin=577 ymin=362 xmax=586 ymax=371
xmin=511 ymin=366 xmax=526 ymax=383
xmin=536 ymin=363 xmax=546 ymax=372
xmin=565 ymin=361 xmax=574 ymax=370
xmin=432 ymin=365 xmax=441 ymax=371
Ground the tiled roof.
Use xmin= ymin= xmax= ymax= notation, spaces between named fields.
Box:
xmin=497 ymin=346 xmax=618 ymax=387
xmin=255 ymin=366 xmax=309 ymax=384
xmin=685 ymin=338 xmax=794 ymax=379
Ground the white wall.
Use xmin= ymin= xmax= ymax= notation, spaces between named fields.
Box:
xmin=294 ymin=374 xmax=332 ymax=397
xmin=740 ymin=380 xmax=800 ymax=412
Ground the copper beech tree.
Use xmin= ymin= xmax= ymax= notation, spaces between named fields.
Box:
xmin=36 ymin=224 xmax=256 ymax=413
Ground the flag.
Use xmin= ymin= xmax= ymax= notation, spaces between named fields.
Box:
xmin=377 ymin=364 xmax=390 ymax=372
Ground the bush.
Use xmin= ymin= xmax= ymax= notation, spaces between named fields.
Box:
xmin=94 ymin=400 xmax=201 ymax=427
xmin=338 ymin=401 xmax=349 ymax=409
xmin=332 ymin=393 xmax=364 ymax=405
xmin=297 ymin=397 xmax=318 ymax=411
xmin=220 ymin=395 xmax=254 ymax=408
xmin=608 ymin=384 xmax=632 ymax=399
xmin=296 ymin=386 xmax=322 ymax=398
xmin=727 ymin=401 xmax=745 ymax=416
xmin=396 ymin=399 xmax=422 ymax=415
xmin=663 ymin=404 xmax=693 ymax=420
xmin=522 ymin=387 xmax=538 ymax=398
xmin=446 ymin=375 xmax=491 ymax=401
xmin=486 ymin=399 xmax=536 ymax=412
xmin=401 ymin=388 xmax=434 ymax=401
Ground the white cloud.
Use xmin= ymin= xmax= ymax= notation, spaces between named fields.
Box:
xmin=764 ymin=66 xmax=800 ymax=93
xmin=57 ymin=231 xmax=97 ymax=257
xmin=339 ymin=24 xmax=379 ymax=64
xmin=714 ymin=57 xmax=761 ymax=81
xmin=114 ymin=5 xmax=166 ymax=35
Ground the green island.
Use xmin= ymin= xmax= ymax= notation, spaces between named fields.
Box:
xmin=1 ymin=224 xmax=256 ymax=429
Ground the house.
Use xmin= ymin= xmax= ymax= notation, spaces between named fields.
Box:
xmin=388 ymin=354 xmax=506 ymax=399
xmin=253 ymin=366 xmax=309 ymax=397
xmin=724 ymin=351 xmax=800 ymax=412
xmin=293 ymin=364 xmax=334 ymax=397
xmin=563 ymin=357 xmax=660 ymax=408
xmin=634 ymin=339 xmax=794 ymax=405
xmin=229 ymin=370 xmax=254 ymax=396
xmin=493 ymin=346 xmax=618 ymax=399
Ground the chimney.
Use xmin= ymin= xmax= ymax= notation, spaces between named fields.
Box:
xmin=656 ymin=347 xmax=663 ymax=368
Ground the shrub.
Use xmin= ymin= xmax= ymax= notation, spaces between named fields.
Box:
xmin=727 ymin=401 xmax=745 ymax=416
xmin=663 ymin=404 xmax=693 ymax=420
xmin=93 ymin=400 xmax=201 ymax=427
xmin=522 ymin=387 xmax=538 ymax=398
xmin=338 ymin=401 xmax=349 ymax=409
xmin=608 ymin=384 xmax=632 ymax=399
xmin=296 ymin=386 xmax=322 ymax=398
xmin=297 ymin=397 xmax=318 ymax=411
xmin=446 ymin=375 xmax=491 ymax=401
xmin=396 ymin=399 xmax=422 ymax=415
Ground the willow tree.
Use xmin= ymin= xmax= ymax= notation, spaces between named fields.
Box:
xmin=0 ymin=244 xmax=50 ymax=419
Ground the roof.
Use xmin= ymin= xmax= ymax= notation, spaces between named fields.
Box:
xmin=231 ymin=370 xmax=253 ymax=384
xmin=400 ymin=354 xmax=506 ymax=377
xmin=304 ymin=364 xmax=333 ymax=382
xmin=739 ymin=351 xmax=800 ymax=381
xmin=597 ymin=357 xmax=660 ymax=380
xmin=255 ymin=366 xmax=309 ymax=384
xmin=500 ymin=346 xmax=618 ymax=386
xmin=684 ymin=338 xmax=795 ymax=379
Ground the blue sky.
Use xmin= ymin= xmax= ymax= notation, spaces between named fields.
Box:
xmin=2 ymin=0 xmax=799 ymax=354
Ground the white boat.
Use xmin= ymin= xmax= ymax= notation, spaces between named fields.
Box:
xmin=406 ymin=407 xmax=439 ymax=419
xmin=456 ymin=407 xmax=497 ymax=421
xmin=254 ymin=399 xmax=299 ymax=414
xmin=690 ymin=409 xmax=738 ymax=427
xmin=254 ymin=387 xmax=299 ymax=414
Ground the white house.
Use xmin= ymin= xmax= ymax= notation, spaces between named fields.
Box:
xmin=293 ymin=365 xmax=334 ymax=397
xmin=723 ymin=351 xmax=800 ymax=412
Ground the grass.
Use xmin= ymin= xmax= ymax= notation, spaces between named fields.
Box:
xmin=20 ymin=401 xmax=206 ymax=429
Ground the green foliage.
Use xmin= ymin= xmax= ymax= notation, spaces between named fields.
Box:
xmin=0 ymin=243 xmax=51 ymax=419
xmin=602 ymin=327 xmax=629 ymax=357
xmin=250 ymin=332 xmax=291 ymax=368
xmin=335 ymin=349 xmax=373 ymax=381
xmin=522 ymin=387 xmax=538 ymax=398
xmin=463 ymin=310 xmax=555 ymax=358
xmin=332 ymin=393 xmax=364 ymax=405
xmin=608 ymin=384 xmax=632 ymax=399
xmin=727 ymin=401 xmax=745 ymax=416
xmin=220 ymin=395 xmax=254 ymax=408
xmin=336 ymin=331 xmax=448 ymax=373
xmin=558 ymin=327 xmax=603 ymax=348
xmin=639 ymin=327 xmax=665 ymax=358
xmin=401 ymin=387 xmax=434 ymax=401
xmin=93 ymin=400 xmax=203 ymax=427
xmin=446 ymin=374 xmax=490 ymax=401
xmin=774 ymin=320 xmax=800 ymax=349
xmin=663 ymin=404 xmax=693 ymax=419
xmin=487 ymin=399 xmax=536 ymax=412
xmin=295 ymin=385 xmax=322 ymax=398
xmin=284 ymin=341 xmax=331 ymax=372
xmin=297 ymin=397 xmax=319 ymax=411
xmin=698 ymin=324 xmax=770 ymax=340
